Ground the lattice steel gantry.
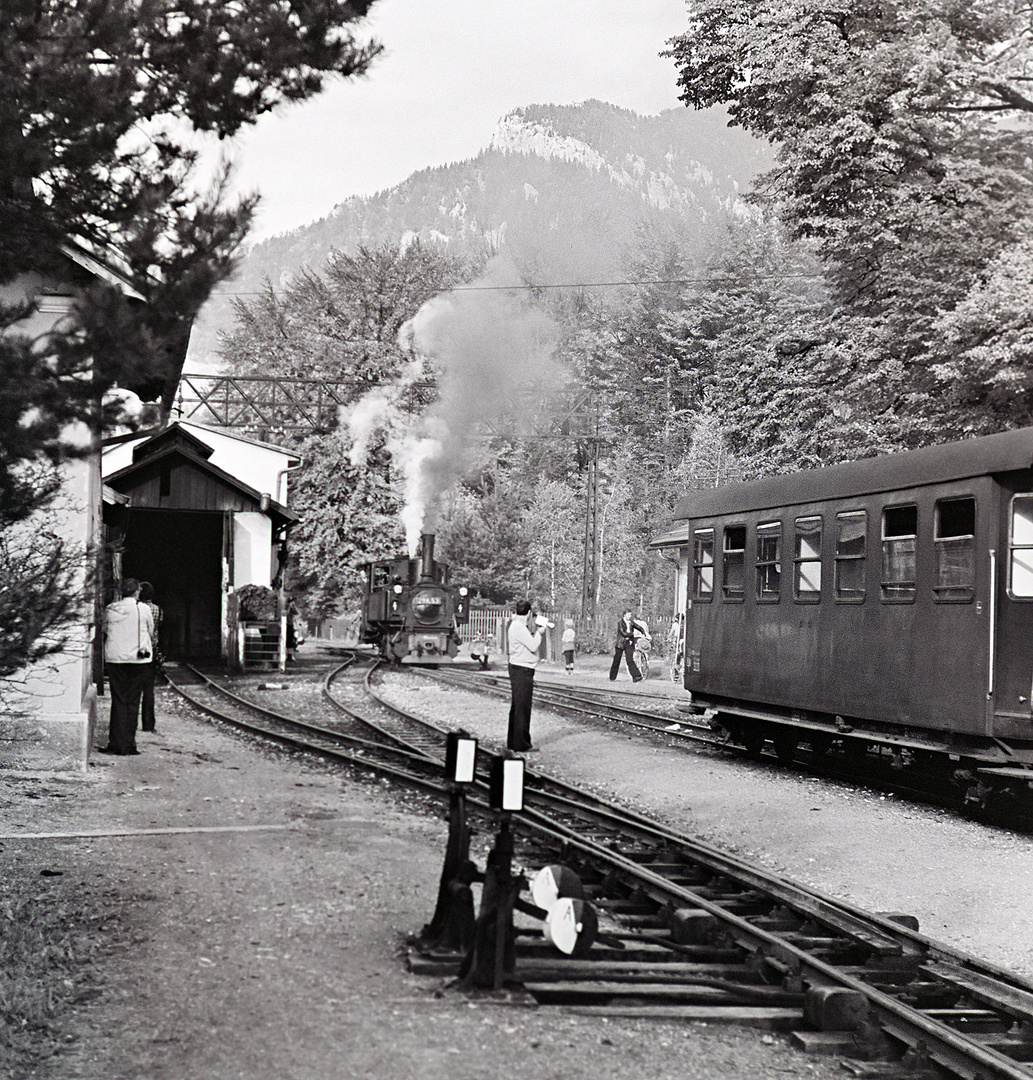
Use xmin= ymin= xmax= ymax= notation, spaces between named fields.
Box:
xmin=172 ymin=373 xmax=604 ymax=619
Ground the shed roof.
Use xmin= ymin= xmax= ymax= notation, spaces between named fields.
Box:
xmin=106 ymin=440 xmax=298 ymax=526
xmin=104 ymin=420 xmax=302 ymax=464
xmin=131 ymin=424 xmax=214 ymax=463
xmin=60 ymin=237 xmax=146 ymax=300
xmin=648 ymin=522 xmax=691 ymax=549
xmin=671 ymin=426 xmax=1033 ymax=522
xmin=180 ymin=420 xmax=302 ymax=462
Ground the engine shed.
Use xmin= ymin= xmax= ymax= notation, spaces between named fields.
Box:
xmin=102 ymin=423 xmax=299 ymax=661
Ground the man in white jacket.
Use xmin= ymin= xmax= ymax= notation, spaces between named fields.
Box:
xmin=506 ymin=599 xmax=547 ymax=753
xmin=100 ymin=578 xmax=154 ymax=756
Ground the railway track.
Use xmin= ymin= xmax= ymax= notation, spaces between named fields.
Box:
xmin=162 ymin=659 xmax=1033 ymax=1079
xmin=424 ymin=666 xmax=1033 ymax=820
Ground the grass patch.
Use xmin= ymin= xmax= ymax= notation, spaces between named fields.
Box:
xmin=0 ymin=874 xmax=112 ymax=1078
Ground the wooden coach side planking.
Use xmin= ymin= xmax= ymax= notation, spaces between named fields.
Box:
xmin=671 ymin=427 xmax=1033 ymax=802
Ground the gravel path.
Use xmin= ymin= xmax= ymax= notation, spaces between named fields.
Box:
xmin=2 ymin=649 xmax=1030 ymax=1079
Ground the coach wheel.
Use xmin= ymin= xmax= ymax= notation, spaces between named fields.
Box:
xmin=742 ymin=725 xmax=766 ymax=758
xmin=842 ymin=737 xmax=867 ymax=761
xmin=809 ymin=733 xmax=832 ymax=757
xmin=772 ymin=731 xmax=797 ymax=765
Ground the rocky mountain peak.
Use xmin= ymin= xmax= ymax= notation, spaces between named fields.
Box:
xmin=187 ymin=101 xmax=773 ymax=367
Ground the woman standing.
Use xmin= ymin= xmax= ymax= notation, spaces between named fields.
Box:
xmin=561 ymin=619 xmax=576 ymax=673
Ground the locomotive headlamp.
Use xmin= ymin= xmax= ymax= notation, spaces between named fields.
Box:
xmin=489 ymin=754 xmax=524 ymax=812
xmin=392 ymin=584 xmax=403 ymax=595
xmin=445 ymin=732 xmax=477 ymax=784
xmin=412 ymin=588 xmax=445 ymax=623
xmin=459 ymin=587 xmax=468 ymax=596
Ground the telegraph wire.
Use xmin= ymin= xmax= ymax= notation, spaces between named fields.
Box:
xmin=205 ymin=271 xmax=826 ymax=299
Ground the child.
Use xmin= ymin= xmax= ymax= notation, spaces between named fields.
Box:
xmin=561 ymin=619 xmax=576 ymax=673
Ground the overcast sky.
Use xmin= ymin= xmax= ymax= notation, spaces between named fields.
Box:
xmin=209 ymin=0 xmax=689 ymax=241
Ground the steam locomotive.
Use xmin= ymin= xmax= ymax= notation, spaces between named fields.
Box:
xmin=360 ymin=533 xmax=470 ymax=662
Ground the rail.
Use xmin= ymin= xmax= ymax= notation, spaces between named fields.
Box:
xmin=161 ymin=657 xmax=1033 ymax=1078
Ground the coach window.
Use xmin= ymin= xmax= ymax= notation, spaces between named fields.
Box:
xmin=723 ymin=525 xmax=746 ymax=600
xmin=692 ymin=528 xmax=714 ymax=601
xmin=756 ymin=522 xmax=781 ymax=601
xmin=881 ymin=504 xmax=917 ymax=602
xmin=1009 ymin=495 xmax=1033 ymax=598
xmin=934 ymin=497 xmax=975 ymax=602
xmin=834 ymin=511 xmax=867 ymax=601
xmin=793 ymin=516 xmax=822 ymax=601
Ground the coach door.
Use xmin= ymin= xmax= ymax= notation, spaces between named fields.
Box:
xmin=683 ymin=526 xmax=715 ymax=688
xmin=993 ymin=491 xmax=1033 ymax=731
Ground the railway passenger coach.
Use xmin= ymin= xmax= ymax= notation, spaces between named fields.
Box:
xmin=673 ymin=427 xmax=1033 ymax=809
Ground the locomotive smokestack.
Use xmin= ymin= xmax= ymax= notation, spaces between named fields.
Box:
xmin=420 ymin=533 xmax=435 ymax=581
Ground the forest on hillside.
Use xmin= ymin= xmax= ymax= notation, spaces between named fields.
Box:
xmin=218 ymin=4 xmax=1033 ymax=628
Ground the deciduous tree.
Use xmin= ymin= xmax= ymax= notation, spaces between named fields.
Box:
xmin=931 ymin=231 xmax=1033 ymax=431
xmin=664 ymin=1 xmax=1033 ymax=446
xmin=221 ymin=241 xmax=471 ymax=388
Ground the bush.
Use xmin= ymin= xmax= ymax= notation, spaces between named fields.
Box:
xmin=237 ymin=584 xmax=277 ymax=621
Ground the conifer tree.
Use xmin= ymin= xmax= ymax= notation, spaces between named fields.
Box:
xmin=0 ymin=0 xmax=382 ymax=679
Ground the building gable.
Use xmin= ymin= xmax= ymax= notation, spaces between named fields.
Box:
xmin=131 ymin=424 xmax=215 ymax=464
xmin=108 ymin=449 xmax=260 ymax=513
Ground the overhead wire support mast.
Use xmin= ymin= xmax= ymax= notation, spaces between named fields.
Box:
xmin=172 ymin=373 xmax=604 ymax=621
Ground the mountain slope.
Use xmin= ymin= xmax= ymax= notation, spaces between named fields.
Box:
xmin=188 ymin=101 xmax=773 ymax=366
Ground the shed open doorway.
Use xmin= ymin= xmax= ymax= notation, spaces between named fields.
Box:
xmin=121 ymin=508 xmax=224 ymax=659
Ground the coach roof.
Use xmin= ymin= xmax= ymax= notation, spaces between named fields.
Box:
xmin=672 ymin=426 xmax=1033 ymax=521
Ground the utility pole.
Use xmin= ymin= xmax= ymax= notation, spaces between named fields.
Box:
xmin=580 ymin=436 xmax=600 ymax=623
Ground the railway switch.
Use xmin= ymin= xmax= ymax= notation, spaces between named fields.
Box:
xmin=459 ymin=754 xmax=529 ymax=988
xmin=804 ymin=986 xmax=869 ymax=1032
xmin=667 ymin=907 xmax=721 ymax=946
xmin=529 ymin=864 xmax=585 ymax=910
xmin=459 ymin=813 xmax=519 ymax=989
xmin=489 ymin=754 xmax=525 ymax=812
xmin=444 ymin=732 xmax=477 ymax=785
xmin=543 ymin=897 xmax=598 ymax=958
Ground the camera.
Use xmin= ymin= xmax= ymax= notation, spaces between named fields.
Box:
xmin=137 ymin=649 xmax=151 ymax=660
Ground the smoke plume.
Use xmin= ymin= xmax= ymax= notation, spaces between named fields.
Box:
xmin=341 ymin=256 xmax=560 ymax=553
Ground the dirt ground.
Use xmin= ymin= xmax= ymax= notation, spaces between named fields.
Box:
xmin=2 ymin=648 xmax=1031 ymax=1079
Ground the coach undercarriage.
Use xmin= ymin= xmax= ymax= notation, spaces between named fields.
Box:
xmin=698 ymin=696 xmax=1033 ymax=816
